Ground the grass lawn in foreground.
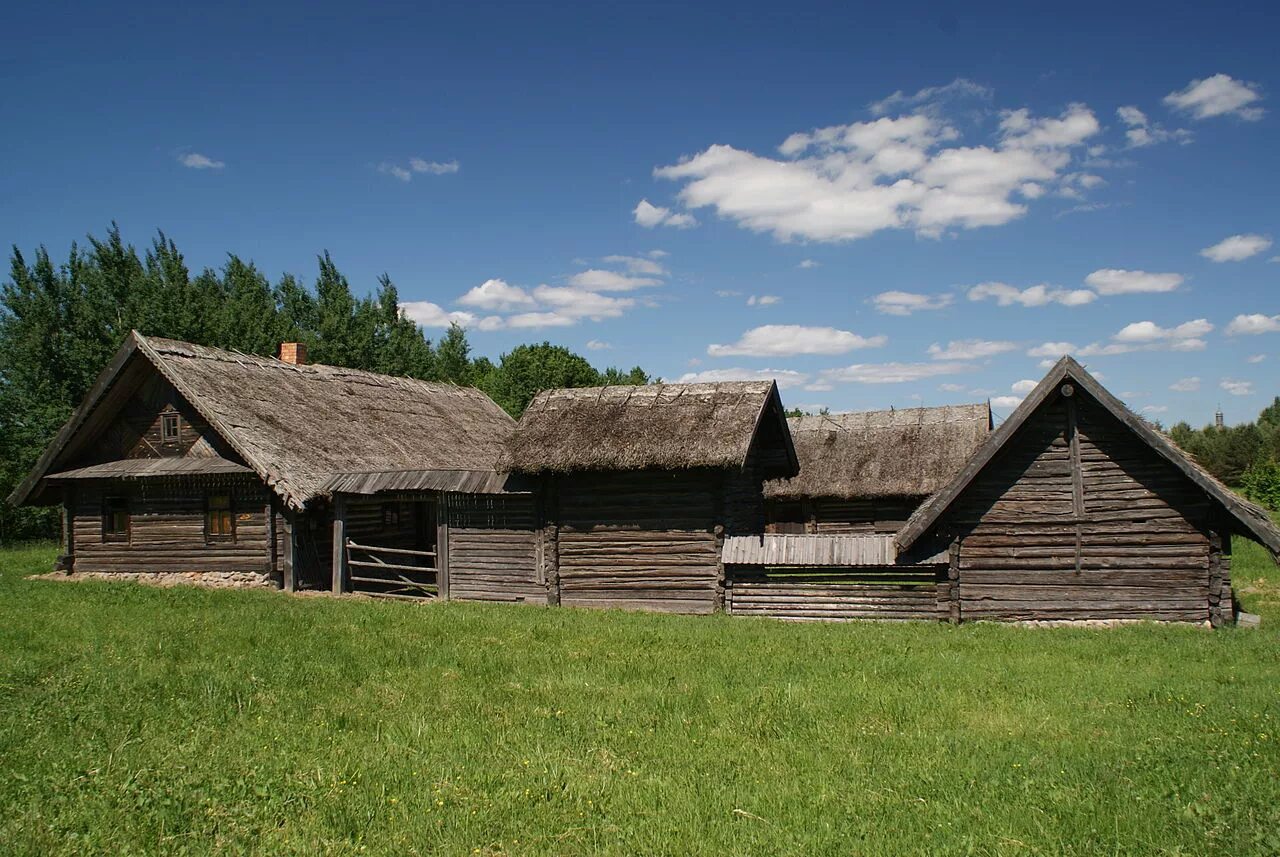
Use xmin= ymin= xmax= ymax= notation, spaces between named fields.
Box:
xmin=1 ymin=538 xmax=1279 ymax=856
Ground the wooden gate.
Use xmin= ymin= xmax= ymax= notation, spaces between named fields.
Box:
xmin=345 ymin=539 xmax=438 ymax=599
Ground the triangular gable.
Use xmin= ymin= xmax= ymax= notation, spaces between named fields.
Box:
xmin=895 ymin=356 xmax=1280 ymax=560
xmin=745 ymin=381 xmax=800 ymax=479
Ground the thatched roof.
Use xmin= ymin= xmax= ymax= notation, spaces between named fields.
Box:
xmin=765 ymin=404 xmax=992 ymax=500
xmin=897 ymin=356 xmax=1280 ymax=561
xmin=47 ymin=458 xmax=254 ymax=479
xmin=499 ymin=381 xmax=798 ymax=476
xmin=11 ymin=332 xmax=516 ymax=510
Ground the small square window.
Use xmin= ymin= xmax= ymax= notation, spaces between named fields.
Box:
xmin=103 ymin=498 xmax=130 ymax=543
xmin=382 ymin=503 xmax=400 ymax=529
xmin=206 ymin=494 xmax=235 ymax=541
xmin=161 ymin=412 xmax=180 ymax=443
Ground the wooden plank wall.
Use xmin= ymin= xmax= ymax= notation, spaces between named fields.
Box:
xmin=80 ymin=373 xmax=226 ymax=464
xmin=726 ymin=566 xmax=943 ymax=621
xmin=446 ymin=494 xmax=545 ymax=604
xmin=765 ymin=497 xmax=923 ymax=536
xmin=946 ymin=392 xmax=1214 ymax=622
xmin=554 ymin=470 xmax=719 ymax=614
xmin=70 ymin=478 xmax=273 ymax=576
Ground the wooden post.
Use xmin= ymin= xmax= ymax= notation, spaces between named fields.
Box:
xmin=947 ymin=538 xmax=961 ymax=624
xmin=546 ymin=476 xmax=561 ymax=607
xmin=265 ymin=499 xmax=278 ymax=586
xmin=1063 ymin=386 xmax=1085 ymax=576
xmin=281 ymin=509 xmax=296 ymax=593
xmin=1207 ymin=529 xmax=1224 ymax=627
xmin=331 ymin=495 xmax=347 ymax=595
xmin=60 ymin=488 xmax=75 ymax=573
xmin=436 ymin=495 xmax=450 ymax=601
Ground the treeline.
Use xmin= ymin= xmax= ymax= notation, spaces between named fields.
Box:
xmin=1169 ymin=398 xmax=1280 ymax=511
xmin=0 ymin=224 xmax=649 ymax=541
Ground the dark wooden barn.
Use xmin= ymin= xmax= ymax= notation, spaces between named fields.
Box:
xmin=498 ymin=381 xmax=798 ymax=614
xmin=9 ymin=332 xmax=521 ymax=596
xmin=895 ymin=357 xmax=1280 ymax=625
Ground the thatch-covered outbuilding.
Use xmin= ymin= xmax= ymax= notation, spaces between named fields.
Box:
xmin=499 ymin=381 xmax=798 ymax=613
xmin=896 ymin=357 xmax=1280 ymax=625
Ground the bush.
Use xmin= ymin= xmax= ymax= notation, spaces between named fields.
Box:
xmin=1241 ymin=460 xmax=1280 ymax=511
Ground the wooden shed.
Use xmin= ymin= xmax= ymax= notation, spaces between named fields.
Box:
xmin=498 ymin=381 xmax=799 ymax=614
xmin=10 ymin=332 xmax=521 ymax=597
xmin=895 ymin=357 xmax=1280 ymax=625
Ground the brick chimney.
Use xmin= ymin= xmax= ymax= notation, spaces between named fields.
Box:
xmin=279 ymin=342 xmax=307 ymax=365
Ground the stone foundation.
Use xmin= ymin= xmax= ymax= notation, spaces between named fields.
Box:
xmin=30 ymin=570 xmax=276 ymax=590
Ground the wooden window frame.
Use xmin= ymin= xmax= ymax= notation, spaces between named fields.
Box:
xmin=102 ymin=497 xmax=130 ymax=543
xmin=381 ymin=501 xmax=401 ymax=530
xmin=161 ymin=411 xmax=181 ymax=444
xmin=205 ymin=493 xmax=236 ymax=543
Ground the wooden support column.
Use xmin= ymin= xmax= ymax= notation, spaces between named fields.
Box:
xmin=265 ymin=499 xmax=278 ymax=586
xmin=436 ymin=495 xmax=450 ymax=601
xmin=1207 ymin=529 xmax=1225 ymax=627
xmin=59 ymin=488 xmax=75 ymax=573
xmin=545 ymin=476 xmax=561 ymax=607
xmin=713 ymin=474 xmax=727 ymax=612
xmin=331 ymin=495 xmax=347 ymax=595
xmin=1063 ymin=385 xmax=1085 ymax=576
xmin=947 ymin=538 xmax=961 ymax=624
xmin=281 ymin=508 xmax=297 ymax=593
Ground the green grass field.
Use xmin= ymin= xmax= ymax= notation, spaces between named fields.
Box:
xmin=2 ymin=541 xmax=1279 ymax=856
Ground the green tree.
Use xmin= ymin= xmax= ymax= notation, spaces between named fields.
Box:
xmin=480 ymin=342 xmax=602 ymax=416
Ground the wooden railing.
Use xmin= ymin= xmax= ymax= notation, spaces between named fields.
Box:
xmin=345 ymin=539 xmax=438 ymax=599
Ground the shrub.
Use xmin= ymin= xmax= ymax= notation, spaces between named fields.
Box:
xmin=1241 ymin=460 xmax=1280 ymax=511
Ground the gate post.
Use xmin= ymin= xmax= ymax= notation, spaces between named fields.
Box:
xmin=331 ymin=494 xmax=347 ymax=595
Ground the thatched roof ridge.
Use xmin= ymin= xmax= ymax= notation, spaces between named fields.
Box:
xmin=896 ymin=356 xmax=1280 ymax=561
xmin=10 ymin=332 xmax=516 ymax=510
xmin=499 ymin=380 xmax=797 ymax=475
xmin=765 ymin=403 xmax=992 ymax=500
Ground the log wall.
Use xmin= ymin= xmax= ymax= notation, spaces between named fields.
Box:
xmin=446 ymin=494 xmax=545 ymax=604
xmin=766 ymin=496 xmax=923 ymax=535
xmin=725 ymin=566 xmax=944 ymax=621
xmin=553 ymin=470 xmax=720 ymax=614
xmin=79 ymin=373 xmax=227 ymax=464
xmin=943 ymin=391 xmax=1217 ymax=622
xmin=69 ymin=476 xmax=274 ymax=579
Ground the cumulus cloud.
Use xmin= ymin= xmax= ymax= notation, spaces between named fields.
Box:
xmin=1027 ymin=341 xmax=1078 ymax=358
xmin=1226 ymin=313 xmax=1280 ymax=335
xmin=568 ymin=269 xmax=661 ymax=291
xmin=1083 ymin=268 xmax=1183 ymax=295
xmin=1170 ymin=377 xmax=1200 ymax=392
xmin=926 ymin=339 xmax=1017 ymax=360
xmin=601 ymin=254 xmax=667 ymax=276
xmin=676 ymin=367 xmax=809 ymax=388
xmin=1221 ymin=379 xmax=1254 ymax=396
xmin=633 ymin=199 xmax=698 ymax=229
xmin=457 ymin=278 xmax=536 ymax=312
xmin=1200 ymin=234 xmax=1272 ymax=262
xmin=798 ymin=259 xmax=820 ymax=269
xmin=1115 ymin=106 xmax=1191 ymax=148
xmin=991 ymin=395 xmax=1023 ymax=409
xmin=1011 ymin=379 xmax=1038 ymax=394
xmin=869 ymin=78 xmax=993 ymax=115
xmin=708 ymin=324 xmax=886 ymax=357
xmin=180 ymin=152 xmax=225 ymax=170
xmin=1164 ymin=74 xmax=1265 ymax=121
xmin=967 ymin=281 xmax=1096 ymax=307
xmin=871 ymin=290 xmax=953 ymax=316
xmin=401 ymin=301 xmax=481 ymax=328
xmin=409 ymin=158 xmax=459 ymax=175
xmin=1078 ymin=318 xmax=1213 ymax=355
xmin=653 ymin=97 xmax=1102 ymax=244
xmin=586 ymin=339 xmax=612 ymax=350
xmin=747 ymin=294 xmax=781 ymax=307
xmin=820 ymin=361 xmax=975 ymax=384
xmin=1247 ymin=354 xmax=1267 ymax=364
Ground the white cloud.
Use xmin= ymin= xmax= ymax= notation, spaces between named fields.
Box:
xmin=586 ymin=339 xmax=612 ymax=350
xmin=967 ymin=281 xmax=1096 ymax=307
xmin=1226 ymin=313 xmax=1280 ymax=335
xmin=676 ymin=367 xmax=809 ymax=388
xmin=747 ymin=294 xmax=781 ymax=307
xmin=401 ymin=301 xmax=478 ymax=328
xmin=1027 ymin=341 xmax=1077 ymax=358
xmin=1221 ymin=379 xmax=1254 ymax=397
xmin=179 ymin=152 xmax=225 ymax=170
xmin=653 ymin=99 xmax=1101 ymax=244
xmin=504 ymin=311 xmax=576 ymax=329
xmin=991 ymin=395 xmax=1023 ymax=409
xmin=708 ymin=324 xmax=887 ymax=357
xmin=871 ymin=290 xmax=953 ymax=316
xmin=1011 ymin=379 xmax=1038 ymax=394
xmin=820 ymin=361 xmax=975 ymax=384
xmin=529 ymin=285 xmax=634 ymax=321
xmin=1170 ymin=377 xmax=1201 ymax=392
xmin=1164 ymin=74 xmax=1265 ymax=121
xmin=1141 ymin=405 xmax=1169 ymax=415
xmin=378 ymin=162 xmax=412 ymax=181
xmin=601 ymin=254 xmax=667 ymax=276
xmin=1247 ymin=354 xmax=1266 ymax=364
xmin=869 ymin=78 xmax=993 ymax=115
xmin=1200 ymin=234 xmax=1272 ymax=262
xmin=567 ymin=269 xmax=661 ymax=291
xmin=647 ymin=249 xmax=669 ymax=259
xmin=456 ymin=278 xmax=536 ymax=312
xmin=938 ymin=382 xmax=965 ymax=392
xmin=1083 ymin=268 xmax=1184 ymax=295
xmin=633 ymin=199 xmax=698 ymax=229
xmin=1079 ymin=318 xmax=1213 ymax=356
xmin=409 ymin=158 xmax=459 ymax=175
xmin=1115 ymin=106 xmax=1191 ymax=148
xmin=714 ymin=289 xmax=742 ymax=298
xmin=927 ymin=339 xmax=1017 ymax=360
xmin=798 ymin=259 xmax=820 ymax=269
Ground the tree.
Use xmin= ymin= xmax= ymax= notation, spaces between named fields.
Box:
xmin=435 ymin=323 xmax=472 ymax=386
xmin=480 ymin=342 xmax=602 ymax=416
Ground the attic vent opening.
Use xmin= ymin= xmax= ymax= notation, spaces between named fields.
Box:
xmin=161 ymin=412 xmax=180 ymax=443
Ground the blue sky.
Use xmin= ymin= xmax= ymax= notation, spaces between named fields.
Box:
xmin=2 ymin=1 xmax=1278 ymax=426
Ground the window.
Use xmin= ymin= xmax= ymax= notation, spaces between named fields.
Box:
xmin=103 ymin=498 xmax=130 ymax=543
xmin=206 ymin=494 xmax=235 ymax=541
xmin=382 ymin=502 xmax=401 ymax=529
xmin=161 ymin=412 xmax=180 ymax=443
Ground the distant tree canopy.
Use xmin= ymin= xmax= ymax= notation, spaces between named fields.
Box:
xmin=0 ymin=224 xmax=651 ymax=541
xmin=1169 ymin=397 xmax=1280 ymax=510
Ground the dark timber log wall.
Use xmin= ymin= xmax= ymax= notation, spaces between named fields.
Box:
xmin=446 ymin=494 xmax=545 ymax=604
xmin=767 ymin=497 xmax=923 ymax=535
xmin=552 ymin=470 xmax=721 ymax=614
xmin=725 ymin=565 xmax=944 ymax=621
xmin=941 ymin=390 xmax=1224 ymax=623
xmin=68 ymin=476 xmax=274 ymax=579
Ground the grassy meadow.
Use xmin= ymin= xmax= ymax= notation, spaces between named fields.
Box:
xmin=2 ymin=539 xmax=1280 ymax=855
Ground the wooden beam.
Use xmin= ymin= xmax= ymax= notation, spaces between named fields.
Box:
xmin=281 ymin=509 xmax=296 ymax=593
xmin=265 ymin=499 xmax=277 ymax=586
xmin=331 ymin=495 xmax=347 ymax=595
xmin=1064 ymin=388 xmax=1085 ymax=576
xmin=436 ymin=495 xmax=450 ymax=601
